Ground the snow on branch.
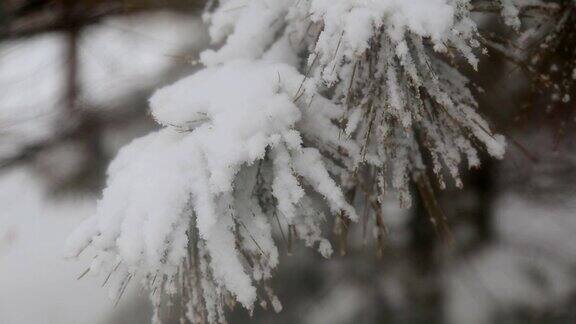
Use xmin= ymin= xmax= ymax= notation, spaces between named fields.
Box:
xmin=67 ymin=59 xmax=356 ymax=321
xmin=67 ymin=0 xmax=520 ymax=322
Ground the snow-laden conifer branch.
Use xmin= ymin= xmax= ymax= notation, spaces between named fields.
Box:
xmin=66 ymin=59 xmax=357 ymax=322
xmin=66 ymin=0 xmax=526 ymax=322
xmin=201 ymin=0 xmax=507 ymax=207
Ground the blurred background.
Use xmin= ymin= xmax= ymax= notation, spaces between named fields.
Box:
xmin=0 ymin=1 xmax=575 ymax=323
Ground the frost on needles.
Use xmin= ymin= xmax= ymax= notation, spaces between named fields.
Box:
xmin=66 ymin=0 xmax=512 ymax=323
xmin=67 ymin=60 xmax=357 ymax=322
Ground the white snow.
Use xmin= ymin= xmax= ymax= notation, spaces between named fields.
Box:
xmin=62 ymin=0 xmax=518 ymax=321
xmin=68 ymin=59 xmax=357 ymax=310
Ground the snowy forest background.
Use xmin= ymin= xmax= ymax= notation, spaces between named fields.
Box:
xmin=1 ymin=0 xmax=576 ymax=323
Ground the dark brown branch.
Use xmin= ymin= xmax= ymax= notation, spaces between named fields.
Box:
xmin=0 ymin=0 xmax=198 ymax=40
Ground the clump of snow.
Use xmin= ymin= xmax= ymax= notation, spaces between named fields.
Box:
xmin=67 ymin=59 xmax=357 ymax=316
xmin=500 ymin=0 xmax=522 ymax=29
xmin=201 ymin=1 xmax=292 ymax=66
xmin=202 ymin=0 xmax=504 ymax=206
xmin=308 ymin=0 xmax=460 ymax=84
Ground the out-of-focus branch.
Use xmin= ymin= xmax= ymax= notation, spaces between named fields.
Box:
xmin=0 ymin=0 xmax=204 ymax=190
xmin=0 ymin=0 xmax=199 ymax=40
xmin=0 ymin=102 xmax=144 ymax=173
xmin=63 ymin=0 xmax=79 ymax=113
xmin=471 ymin=0 xmax=561 ymax=16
